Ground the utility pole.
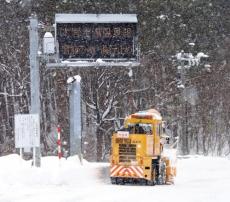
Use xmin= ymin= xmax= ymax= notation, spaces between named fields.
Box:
xmin=176 ymin=51 xmax=189 ymax=155
xmin=68 ymin=76 xmax=82 ymax=161
xmin=181 ymin=59 xmax=189 ymax=155
xmin=29 ymin=15 xmax=41 ymax=167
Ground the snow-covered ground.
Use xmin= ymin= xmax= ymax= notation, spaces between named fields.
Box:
xmin=0 ymin=154 xmax=230 ymax=202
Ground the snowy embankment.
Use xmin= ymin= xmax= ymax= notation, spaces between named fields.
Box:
xmin=0 ymin=154 xmax=230 ymax=202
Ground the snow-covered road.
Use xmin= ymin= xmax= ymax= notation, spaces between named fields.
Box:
xmin=0 ymin=154 xmax=229 ymax=202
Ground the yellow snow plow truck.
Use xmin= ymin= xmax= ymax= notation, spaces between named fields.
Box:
xmin=110 ymin=109 xmax=177 ymax=185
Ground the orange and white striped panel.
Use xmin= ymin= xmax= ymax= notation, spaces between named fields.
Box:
xmin=130 ymin=166 xmax=144 ymax=178
xmin=110 ymin=165 xmax=144 ymax=178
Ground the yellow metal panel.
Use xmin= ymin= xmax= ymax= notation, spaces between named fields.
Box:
xmin=146 ymin=135 xmax=154 ymax=156
xmin=143 ymin=157 xmax=152 ymax=180
xmin=154 ymin=135 xmax=161 ymax=155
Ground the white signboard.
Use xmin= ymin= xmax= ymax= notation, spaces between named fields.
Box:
xmin=15 ymin=114 xmax=40 ymax=148
xmin=117 ymin=131 xmax=129 ymax=138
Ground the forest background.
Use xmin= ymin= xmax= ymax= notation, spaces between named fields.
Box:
xmin=0 ymin=0 xmax=229 ymax=161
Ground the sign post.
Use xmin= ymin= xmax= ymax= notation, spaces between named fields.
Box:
xmin=42 ymin=14 xmax=139 ymax=162
xmin=68 ymin=75 xmax=82 ymax=159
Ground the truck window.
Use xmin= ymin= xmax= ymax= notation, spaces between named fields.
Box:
xmin=128 ymin=123 xmax=153 ymax=134
xmin=157 ymin=124 xmax=163 ymax=136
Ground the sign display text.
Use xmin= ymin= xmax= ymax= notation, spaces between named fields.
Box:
xmin=56 ymin=23 xmax=137 ymax=60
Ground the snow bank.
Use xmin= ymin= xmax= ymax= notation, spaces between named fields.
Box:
xmin=0 ymin=154 xmax=94 ymax=187
xmin=1 ymin=154 xmax=230 ymax=202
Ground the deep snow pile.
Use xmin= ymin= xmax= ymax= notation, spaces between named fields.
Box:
xmin=0 ymin=154 xmax=230 ymax=202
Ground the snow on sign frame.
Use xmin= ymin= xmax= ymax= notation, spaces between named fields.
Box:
xmin=15 ymin=114 xmax=40 ymax=148
xmin=55 ymin=14 xmax=139 ymax=62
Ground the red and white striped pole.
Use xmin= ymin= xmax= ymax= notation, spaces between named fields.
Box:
xmin=57 ymin=125 xmax=62 ymax=159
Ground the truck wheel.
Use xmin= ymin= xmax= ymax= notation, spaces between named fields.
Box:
xmin=146 ymin=179 xmax=155 ymax=186
xmin=110 ymin=177 xmax=117 ymax=184
xmin=158 ymin=163 xmax=166 ymax=185
xmin=117 ymin=177 xmax=125 ymax=185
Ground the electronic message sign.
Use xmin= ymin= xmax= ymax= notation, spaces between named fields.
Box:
xmin=55 ymin=14 xmax=138 ymax=61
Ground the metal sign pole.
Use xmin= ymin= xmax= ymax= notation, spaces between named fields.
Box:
xmin=68 ymin=76 xmax=82 ymax=161
xmin=29 ymin=15 xmax=41 ymax=167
